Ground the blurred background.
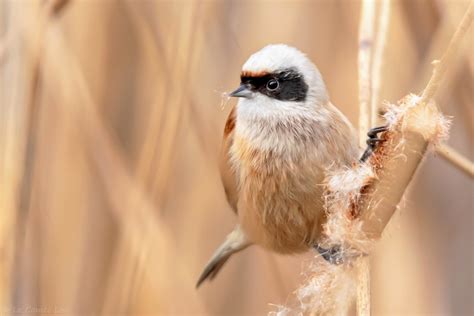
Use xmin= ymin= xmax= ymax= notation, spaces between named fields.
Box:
xmin=0 ymin=0 xmax=472 ymax=315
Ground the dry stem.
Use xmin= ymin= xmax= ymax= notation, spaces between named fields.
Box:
xmin=358 ymin=97 xmax=443 ymax=239
xmin=420 ymin=1 xmax=474 ymax=104
xmin=370 ymin=0 xmax=391 ymax=126
xmin=356 ymin=0 xmax=376 ymax=314
xmin=358 ymin=2 xmax=473 ymax=239
xmin=356 ymin=257 xmax=371 ymax=316
xmin=358 ymin=0 xmax=376 ymax=147
xmin=356 ymin=1 xmax=391 ymax=314
xmin=436 ymin=143 xmax=474 ymax=178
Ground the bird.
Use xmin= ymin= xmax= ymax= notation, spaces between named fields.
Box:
xmin=196 ymin=44 xmax=362 ymax=288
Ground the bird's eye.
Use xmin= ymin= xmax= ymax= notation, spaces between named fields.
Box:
xmin=266 ymin=79 xmax=279 ymax=91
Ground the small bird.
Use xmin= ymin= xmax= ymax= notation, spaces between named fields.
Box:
xmin=196 ymin=44 xmax=361 ymax=288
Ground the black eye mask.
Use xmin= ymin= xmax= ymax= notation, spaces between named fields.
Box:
xmin=240 ymin=68 xmax=308 ymax=102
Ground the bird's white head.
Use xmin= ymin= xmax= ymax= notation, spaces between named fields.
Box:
xmin=230 ymin=44 xmax=329 ymax=120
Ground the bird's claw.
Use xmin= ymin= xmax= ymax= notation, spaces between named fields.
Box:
xmin=315 ymin=244 xmax=367 ymax=265
xmin=315 ymin=245 xmax=345 ymax=265
xmin=360 ymin=125 xmax=389 ymax=162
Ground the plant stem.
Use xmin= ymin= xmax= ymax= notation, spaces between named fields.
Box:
xmin=358 ymin=0 xmax=375 ymax=147
xmin=436 ymin=143 xmax=474 ymax=178
xmin=371 ymin=0 xmax=391 ymax=126
xmin=420 ymin=1 xmax=474 ymax=105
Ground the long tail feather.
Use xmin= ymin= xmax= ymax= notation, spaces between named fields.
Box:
xmin=196 ymin=226 xmax=250 ymax=288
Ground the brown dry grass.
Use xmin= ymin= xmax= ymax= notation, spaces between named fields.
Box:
xmin=0 ymin=1 xmax=472 ymax=315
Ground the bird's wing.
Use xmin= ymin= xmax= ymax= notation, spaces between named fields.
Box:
xmin=219 ymin=106 xmax=239 ymax=213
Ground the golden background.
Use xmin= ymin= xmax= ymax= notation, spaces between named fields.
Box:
xmin=0 ymin=0 xmax=472 ymax=315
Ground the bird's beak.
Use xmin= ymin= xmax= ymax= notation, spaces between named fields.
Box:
xmin=229 ymin=84 xmax=252 ymax=98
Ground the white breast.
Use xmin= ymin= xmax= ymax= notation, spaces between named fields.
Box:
xmin=234 ymin=95 xmax=358 ymax=166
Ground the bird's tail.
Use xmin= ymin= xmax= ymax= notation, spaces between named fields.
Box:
xmin=196 ymin=225 xmax=250 ymax=288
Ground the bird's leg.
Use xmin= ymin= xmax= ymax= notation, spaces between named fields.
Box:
xmin=359 ymin=125 xmax=389 ymax=162
xmin=314 ymin=245 xmax=345 ymax=265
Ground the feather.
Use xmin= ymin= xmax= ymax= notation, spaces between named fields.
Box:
xmin=220 ymin=106 xmax=239 ymax=213
xmin=196 ymin=226 xmax=249 ymax=288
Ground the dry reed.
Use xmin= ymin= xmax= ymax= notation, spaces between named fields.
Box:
xmin=1 ymin=1 xmax=472 ymax=315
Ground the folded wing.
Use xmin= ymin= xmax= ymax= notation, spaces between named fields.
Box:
xmin=219 ymin=106 xmax=239 ymax=213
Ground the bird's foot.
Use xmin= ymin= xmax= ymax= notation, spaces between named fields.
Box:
xmin=360 ymin=125 xmax=389 ymax=162
xmin=315 ymin=244 xmax=366 ymax=265
xmin=314 ymin=245 xmax=345 ymax=265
